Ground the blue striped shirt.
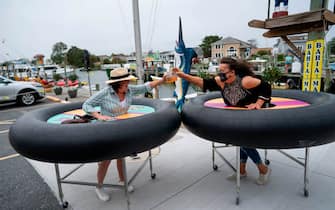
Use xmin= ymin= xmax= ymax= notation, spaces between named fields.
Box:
xmin=82 ymin=82 xmax=152 ymax=117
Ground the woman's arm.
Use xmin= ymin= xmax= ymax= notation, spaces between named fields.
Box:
xmin=242 ymin=76 xmax=271 ymax=110
xmin=173 ymin=68 xmax=204 ymax=89
xmin=129 ymin=75 xmax=167 ymax=95
xmin=82 ymin=88 xmax=113 ymax=121
xmin=149 ymin=75 xmax=167 ymax=88
xmin=89 ymin=111 xmax=113 ymax=121
xmin=241 ymin=76 xmax=261 ymax=89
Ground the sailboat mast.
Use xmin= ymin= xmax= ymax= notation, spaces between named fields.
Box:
xmin=132 ymin=0 xmax=144 ymax=83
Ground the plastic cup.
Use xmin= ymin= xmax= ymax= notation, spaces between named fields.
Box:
xmin=165 ymin=72 xmax=177 ymax=83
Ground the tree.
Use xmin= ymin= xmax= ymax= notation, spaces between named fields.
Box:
xmin=276 ymin=54 xmax=285 ymax=62
xmin=66 ymin=46 xmax=100 ymax=68
xmin=256 ymin=50 xmax=271 ymax=56
xmin=199 ymin=35 xmax=222 ymax=58
xmin=103 ymin=58 xmax=112 ymax=64
xmin=67 ymin=46 xmax=84 ymax=67
xmin=51 ymin=42 xmax=67 ymax=65
xmin=90 ymin=54 xmax=100 ymax=67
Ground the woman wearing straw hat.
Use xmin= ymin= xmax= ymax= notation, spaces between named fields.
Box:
xmin=83 ymin=67 xmax=167 ymax=202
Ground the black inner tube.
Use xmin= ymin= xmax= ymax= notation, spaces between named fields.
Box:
xmin=9 ymin=98 xmax=181 ymax=163
xmin=181 ymin=90 xmax=335 ymax=149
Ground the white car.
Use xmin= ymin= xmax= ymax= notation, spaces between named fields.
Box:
xmin=0 ymin=76 xmax=45 ymax=106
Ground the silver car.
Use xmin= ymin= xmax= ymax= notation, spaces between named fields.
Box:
xmin=0 ymin=75 xmax=45 ymax=106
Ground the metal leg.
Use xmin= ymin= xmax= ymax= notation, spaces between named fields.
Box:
xmin=148 ymin=150 xmax=156 ymax=179
xmin=121 ymin=158 xmax=130 ymax=210
xmin=236 ymin=146 xmax=240 ymax=205
xmin=51 ymin=151 xmax=156 ymax=209
xmin=212 ymin=142 xmax=218 ymax=170
xmin=210 ymin=143 xmax=240 ymax=203
xmin=277 ymin=148 xmax=312 ymax=197
xmin=128 ymin=153 xmax=153 ymax=184
xmin=264 ymin=149 xmax=270 ymax=165
xmin=54 ymin=164 xmax=68 ymax=208
xmin=304 ymin=147 xmax=310 ymax=197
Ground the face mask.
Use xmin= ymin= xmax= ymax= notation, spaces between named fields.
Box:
xmin=218 ymin=72 xmax=228 ymax=82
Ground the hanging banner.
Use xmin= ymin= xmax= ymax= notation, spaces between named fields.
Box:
xmin=302 ymin=39 xmax=324 ymax=92
xmin=302 ymin=41 xmax=313 ymax=91
xmin=310 ymin=39 xmax=324 ymax=92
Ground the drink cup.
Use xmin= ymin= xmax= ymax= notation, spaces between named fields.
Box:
xmin=165 ymin=70 xmax=177 ymax=83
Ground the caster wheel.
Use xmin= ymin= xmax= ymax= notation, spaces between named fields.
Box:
xmin=151 ymin=173 xmax=156 ymax=179
xmin=213 ymin=165 xmax=218 ymax=171
xmin=62 ymin=201 xmax=69 ymax=208
xmin=265 ymin=159 xmax=270 ymax=165
xmin=304 ymin=189 xmax=309 ymax=197
xmin=235 ymin=197 xmax=240 ymax=205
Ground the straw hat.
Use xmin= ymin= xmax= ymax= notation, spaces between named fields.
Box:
xmin=105 ymin=68 xmax=137 ymax=84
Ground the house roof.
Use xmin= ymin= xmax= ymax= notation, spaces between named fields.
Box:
xmin=211 ymin=36 xmax=252 ymax=48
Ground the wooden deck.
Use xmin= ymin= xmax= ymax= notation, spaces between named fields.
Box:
xmin=248 ymin=9 xmax=335 ymax=38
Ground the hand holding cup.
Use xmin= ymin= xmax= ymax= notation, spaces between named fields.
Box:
xmin=164 ymin=68 xmax=178 ymax=83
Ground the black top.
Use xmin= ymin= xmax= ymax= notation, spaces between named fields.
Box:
xmin=203 ymin=76 xmax=271 ymax=107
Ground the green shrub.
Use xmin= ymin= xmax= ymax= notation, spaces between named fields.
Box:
xmin=197 ymin=69 xmax=211 ymax=80
xmin=53 ymin=73 xmax=63 ymax=81
xmin=262 ymin=67 xmax=282 ymax=87
xmin=68 ymin=73 xmax=78 ymax=82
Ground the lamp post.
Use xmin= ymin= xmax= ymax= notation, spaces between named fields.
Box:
xmin=83 ymin=50 xmax=92 ymax=96
xmin=64 ymin=54 xmax=68 ymax=86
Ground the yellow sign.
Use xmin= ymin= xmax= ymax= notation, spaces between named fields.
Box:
xmin=302 ymin=41 xmax=313 ymax=91
xmin=302 ymin=39 xmax=324 ymax=92
xmin=302 ymin=79 xmax=310 ymax=92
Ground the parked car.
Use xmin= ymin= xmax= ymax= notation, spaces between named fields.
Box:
xmin=0 ymin=75 xmax=45 ymax=106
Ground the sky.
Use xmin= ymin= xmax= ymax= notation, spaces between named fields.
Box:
xmin=0 ymin=0 xmax=334 ymax=62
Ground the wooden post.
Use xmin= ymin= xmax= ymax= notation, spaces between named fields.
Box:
xmin=308 ymin=0 xmax=328 ymax=40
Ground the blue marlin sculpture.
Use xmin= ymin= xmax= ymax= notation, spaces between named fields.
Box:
xmin=174 ymin=17 xmax=198 ymax=111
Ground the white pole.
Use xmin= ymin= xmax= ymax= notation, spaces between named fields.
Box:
xmin=132 ymin=0 xmax=144 ymax=84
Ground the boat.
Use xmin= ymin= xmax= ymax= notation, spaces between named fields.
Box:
xmin=38 ymin=64 xmax=74 ymax=79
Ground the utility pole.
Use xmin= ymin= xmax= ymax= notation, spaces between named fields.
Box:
xmin=132 ymin=0 xmax=144 ymax=84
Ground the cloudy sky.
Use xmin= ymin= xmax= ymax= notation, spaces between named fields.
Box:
xmin=0 ymin=0 xmax=334 ymax=62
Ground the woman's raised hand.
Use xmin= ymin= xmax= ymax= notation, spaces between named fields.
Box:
xmin=172 ymin=67 xmax=181 ymax=74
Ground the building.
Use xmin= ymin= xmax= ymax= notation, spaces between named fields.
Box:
xmin=33 ymin=54 xmax=45 ymax=65
xmin=160 ymin=50 xmax=175 ymax=64
xmin=211 ymin=36 xmax=253 ymax=60
xmin=193 ymin=47 xmax=204 ymax=59
xmin=273 ymin=34 xmax=308 ymax=58
xmin=160 ymin=47 xmax=203 ymax=65
xmin=98 ymin=55 xmax=110 ymax=63
xmin=111 ymin=54 xmax=128 ymax=62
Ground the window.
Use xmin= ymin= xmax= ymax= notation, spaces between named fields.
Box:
xmin=227 ymin=47 xmax=237 ymax=57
